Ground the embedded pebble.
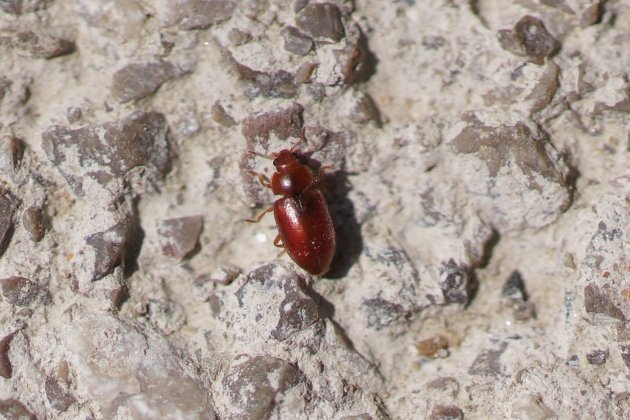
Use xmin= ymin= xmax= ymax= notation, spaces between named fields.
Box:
xmin=211 ymin=101 xmax=237 ymax=127
xmin=232 ymin=60 xmax=298 ymax=99
xmin=502 ymin=270 xmax=528 ymax=303
xmin=498 ymin=16 xmax=559 ymax=65
xmin=45 ymin=376 xmax=76 ymax=413
xmin=295 ymin=3 xmax=345 ymax=42
xmin=157 ymin=215 xmax=204 ymax=260
xmin=0 ymin=189 xmax=18 ymax=255
xmin=22 ymin=206 xmax=47 ymax=242
xmin=281 ymin=26 xmax=314 ymax=56
xmin=111 ymin=61 xmax=183 ymax=103
xmin=242 ymin=103 xmax=304 ymax=150
xmin=0 ymin=333 xmax=14 ymax=379
xmin=350 ymin=93 xmax=382 ymax=126
xmin=527 ymin=61 xmax=560 ymax=113
xmin=42 ymin=111 xmax=171 ymax=194
xmin=468 ymin=342 xmax=508 ymax=376
xmin=586 ymin=349 xmax=608 ymax=365
xmin=84 ymin=221 xmax=130 ymax=281
xmin=0 ymin=276 xmax=44 ymax=306
xmin=0 ymin=136 xmax=23 ymax=178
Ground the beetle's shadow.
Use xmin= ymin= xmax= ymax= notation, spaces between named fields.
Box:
xmin=318 ymin=169 xmax=363 ymax=279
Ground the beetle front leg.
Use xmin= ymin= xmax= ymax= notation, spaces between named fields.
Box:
xmin=273 ymin=234 xmax=284 ymax=248
xmin=248 ymin=170 xmax=272 ymax=188
xmin=243 ymin=205 xmax=273 ymax=223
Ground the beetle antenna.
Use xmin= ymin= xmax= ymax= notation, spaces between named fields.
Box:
xmin=289 ymin=131 xmax=306 ymax=153
xmin=247 ymin=150 xmax=277 ymax=160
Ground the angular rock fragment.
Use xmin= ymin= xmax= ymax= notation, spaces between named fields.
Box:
xmin=227 ymin=28 xmax=251 ymax=46
xmin=281 ymin=26 xmax=314 ymax=56
xmin=0 ymin=189 xmax=18 ymax=255
xmin=22 ymin=205 xmax=47 ymax=242
xmin=579 ymin=1 xmax=602 ymax=27
xmin=221 ymin=355 xmax=306 ymax=419
xmin=526 ymin=61 xmax=559 ymax=113
xmin=0 ymin=399 xmax=36 ymax=420
xmin=111 ymin=61 xmax=183 ymax=103
xmin=584 ymin=283 xmax=626 ymax=320
xmin=42 ymin=111 xmax=170 ymax=194
xmin=66 ymin=106 xmax=82 ymax=124
xmin=45 ymin=376 xmax=76 ymax=412
xmin=179 ymin=0 xmax=235 ymax=30
xmin=468 ymin=342 xmax=508 ymax=376
xmin=157 ymin=215 xmax=203 ymax=260
xmin=0 ymin=276 xmax=43 ymax=306
xmin=233 ymin=60 xmax=298 ymax=99
xmin=63 ymin=314 xmax=215 ymax=418
xmin=85 ymin=221 xmax=129 ymax=281
xmin=294 ymin=62 xmax=317 ymax=84
xmin=350 ymin=93 xmax=382 ymax=126
xmin=498 ymin=16 xmax=559 ymax=65
xmin=0 ymin=136 xmax=24 ymax=178
xmin=0 ymin=332 xmax=14 ymax=379
xmin=242 ymin=103 xmax=304 ymax=150
xmin=0 ymin=29 xmax=75 ymax=59
xmin=585 ymin=349 xmax=608 ymax=365
xmin=295 ymin=3 xmax=345 ymax=42
xmin=211 ymin=101 xmax=236 ymax=127
xmin=439 ymin=259 xmax=473 ymax=305
xmin=502 ymin=270 xmax=528 ymax=303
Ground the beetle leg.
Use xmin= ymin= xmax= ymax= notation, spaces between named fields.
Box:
xmin=273 ymin=234 xmax=284 ymax=248
xmin=289 ymin=136 xmax=305 ymax=153
xmin=317 ymin=165 xmax=333 ymax=181
xmin=248 ymin=170 xmax=272 ymax=188
xmin=243 ymin=206 xmax=273 ymax=223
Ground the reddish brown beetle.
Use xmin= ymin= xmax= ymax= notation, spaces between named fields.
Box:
xmin=245 ymin=143 xmax=336 ymax=275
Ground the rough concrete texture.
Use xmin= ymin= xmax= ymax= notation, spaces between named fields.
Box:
xmin=0 ymin=0 xmax=628 ymax=418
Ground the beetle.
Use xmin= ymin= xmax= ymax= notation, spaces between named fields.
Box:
xmin=244 ymin=143 xmax=336 ymax=275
